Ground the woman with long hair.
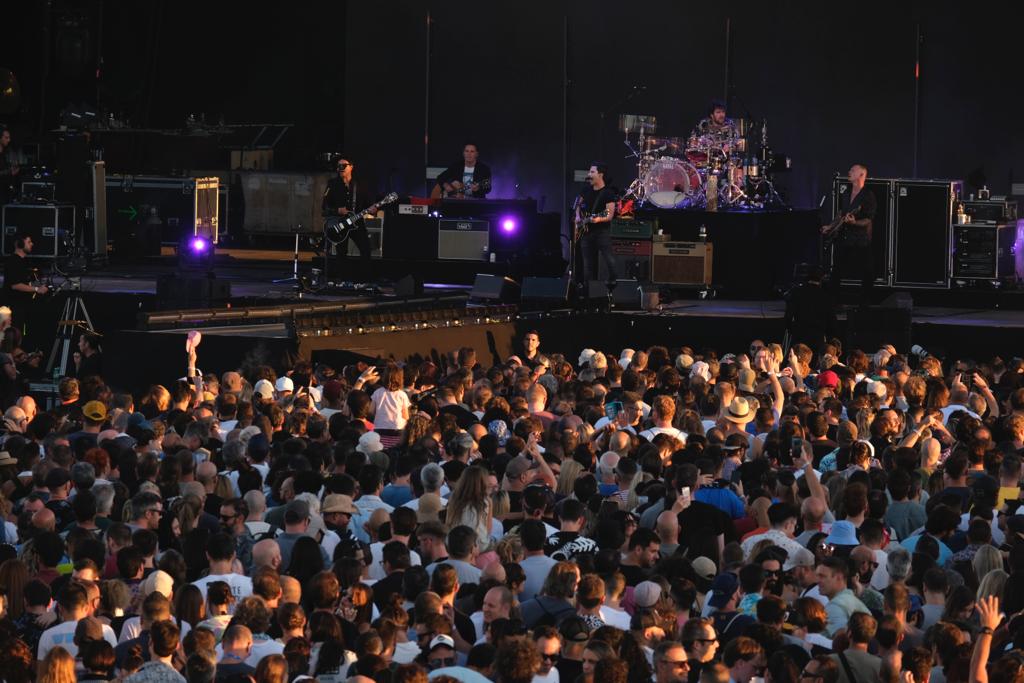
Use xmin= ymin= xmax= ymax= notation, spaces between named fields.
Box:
xmin=372 ymin=361 xmax=411 ymax=448
xmin=38 ymin=647 xmax=75 ymax=683
xmin=445 ymin=465 xmax=492 ymax=553
xmin=308 ymin=611 xmax=358 ymax=681
xmin=174 ymin=584 xmax=206 ymax=631
xmin=286 ymin=536 xmax=325 ymax=586
xmin=557 ymin=459 xmax=584 ymax=497
xmin=0 ymin=558 xmax=29 ymax=620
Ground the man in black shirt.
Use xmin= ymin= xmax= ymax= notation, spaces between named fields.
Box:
xmin=825 ymin=164 xmax=877 ymax=301
xmin=577 ymin=163 xmax=618 ymax=287
xmin=433 ymin=143 xmax=492 ymax=198
xmin=322 ymin=156 xmax=372 ymax=262
xmin=73 ymin=331 xmax=103 ymax=380
xmin=2 ymin=234 xmax=47 ymax=342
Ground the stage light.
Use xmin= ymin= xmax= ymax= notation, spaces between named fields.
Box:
xmin=178 ymin=232 xmax=215 ymax=271
xmin=500 ymin=216 xmax=518 ymax=233
xmin=190 ymin=237 xmax=209 ymax=253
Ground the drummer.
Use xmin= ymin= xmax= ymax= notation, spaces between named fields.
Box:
xmin=689 ymin=100 xmax=739 ymax=150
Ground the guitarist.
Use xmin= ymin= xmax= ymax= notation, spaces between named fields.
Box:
xmin=322 ymin=156 xmax=373 ymax=261
xmin=578 ymin=163 xmax=619 ymax=287
xmin=432 ymin=143 xmax=492 ymax=199
xmin=823 ymin=164 xmax=877 ymax=301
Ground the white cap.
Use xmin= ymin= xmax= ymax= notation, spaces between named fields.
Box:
xmin=275 ymin=376 xmax=294 ymax=394
xmin=578 ymin=348 xmax=597 ymax=367
xmin=253 ymin=379 xmax=274 ymax=400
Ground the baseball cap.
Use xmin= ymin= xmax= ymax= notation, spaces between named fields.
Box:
xmin=247 ymin=433 xmax=271 ymax=460
xmin=505 ymin=455 xmax=539 ymax=481
xmin=633 ymin=580 xmax=662 ymax=609
xmin=141 ymin=569 xmax=174 ymax=598
xmin=74 ymin=616 xmax=106 ymax=645
xmin=559 ymin=615 xmax=591 ymax=642
xmin=275 ymin=376 xmax=294 ymax=394
xmin=253 ymin=379 xmax=274 ymax=400
xmin=429 ymin=634 xmax=455 ymax=652
xmin=690 ymin=556 xmax=717 ymax=581
xmin=817 ymin=370 xmax=840 ymax=390
xmin=357 ymin=431 xmax=384 ymax=455
xmin=82 ymin=401 xmax=107 ymax=422
xmin=708 ymin=572 xmax=740 ymax=609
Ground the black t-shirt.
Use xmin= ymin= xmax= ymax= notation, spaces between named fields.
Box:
xmin=558 ymin=659 xmax=583 ymax=683
xmin=438 ymin=404 xmax=478 ymax=430
xmin=839 ymin=186 xmax=877 ymax=244
xmin=618 ymin=563 xmax=649 ymax=587
xmin=76 ymin=352 xmax=103 ymax=380
xmin=678 ymin=500 xmax=732 ymax=550
xmin=579 ymin=186 xmax=618 ymax=225
xmin=2 ymin=253 xmax=34 ymax=313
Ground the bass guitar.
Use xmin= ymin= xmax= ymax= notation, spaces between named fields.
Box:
xmin=324 ymin=192 xmax=398 ymax=245
xmin=820 ymin=204 xmax=862 ymax=247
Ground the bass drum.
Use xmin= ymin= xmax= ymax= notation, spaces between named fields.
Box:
xmin=642 ymin=158 xmax=702 ymax=208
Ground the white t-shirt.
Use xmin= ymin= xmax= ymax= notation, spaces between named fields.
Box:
xmin=393 ymin=640 xmax=421 ymax=664
xmin=368 ymin=541 xmax=422 ymax=580
xmin=533 ymin=670 xmax=560 ymax=683
xmin=371 ymin=388 xmax=411 ymax=430
xmin=600 ymin=606 xmax=632 ymax=630
xmin=38 ymin=620 xmax=117 ymax=660
xmin=119 ymin=616 xmax=192 ymax=643
xmin=192 ymin=573 xmax=253 ymax=605
xmin=638 ymin=426 xmax=687 ymax=442
xmin=215 ymin=633 xmax=284 ymax=667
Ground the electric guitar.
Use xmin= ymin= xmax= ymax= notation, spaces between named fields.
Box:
xmin=324 ymin=192 xmax=398 ymax=245
xmin=821 ymin=204 xmax=861 ymax=247
xmin=444 ymin=177 xmax=492 ymax=199
xmin=574 ymin=209 xmax=611 ymax=240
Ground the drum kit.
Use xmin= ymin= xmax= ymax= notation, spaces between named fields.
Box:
xmin=619 ymin=113 xmax=786 ymax=210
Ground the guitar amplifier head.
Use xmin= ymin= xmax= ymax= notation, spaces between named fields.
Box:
xmin=651 ymin=241 xmax=713 ymax=285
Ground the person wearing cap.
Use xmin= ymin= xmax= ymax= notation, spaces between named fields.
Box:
xmin=556 ymin=616 xmax=590 ymax=682
xmin=274 ymin=375 xmax=294 ymax=400
xmin=719 ymin=397 xmax=755 ymax=444
xmin=66 ymin=400 xmax=108 ymax=456
xmin=190 ymin=532 xmax=253 ymax=603
xmin=706 ymin=573 xmax=755 ymax=645
xmin=43 ymin=468 xmax=74 ymax=531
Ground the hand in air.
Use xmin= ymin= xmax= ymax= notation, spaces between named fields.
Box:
xmin=359 ymin=367 xmax=380 ymax=384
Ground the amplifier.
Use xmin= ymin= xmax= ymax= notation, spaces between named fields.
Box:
xmin=610 ymin=218 xmax=656 ymax=239
xmin=651 ymin=240 xmax=713 ymax=285
xmin=952 ymin=223 xmax=1015 ymax=281
xmin=600 ymin=239 xmax=652 ymax=282
xmin=964 ymin=199 xmax=1017 ymax=223
xmin=346 ymin=217 xmax=383 ymax=258
xmin=235 ymin=172 xmax=326 ymax=236
xmin=21 ymin=181 xmax=56 ymax=201
xmin=2 ymin=203 xmax=76 ymax=257
xmin=438 ymin=218 xmax=489 ymax=261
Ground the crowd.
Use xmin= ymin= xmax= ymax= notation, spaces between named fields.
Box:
xmin=0 ymin=326 xmax=1021 ymax=683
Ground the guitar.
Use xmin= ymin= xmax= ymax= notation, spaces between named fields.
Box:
xmin=573 ymin=209 xmax=611 ymax=240
xmin=324 ymin=192 xmax=398 ymax=245
xmin=443 ymin=177 xmax=491 ymax=199
xmin=821 ymin=203 xmax=861 ymax=247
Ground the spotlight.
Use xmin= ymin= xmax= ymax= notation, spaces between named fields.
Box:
xmin=178 ymin=232 xmax=215 ymax=271
xmin=500 ymin=216 xmax=518 ymax=233
xmin=190 ymin=237 xmax=209 ymax=253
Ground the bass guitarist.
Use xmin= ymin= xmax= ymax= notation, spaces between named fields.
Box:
xmin=577 ymin=163 xmax=618 ymax=287
xmin=822 ymin=163 xmax=876 ymax=301
xmin=322 ymin=156 xmax=373 ymax=261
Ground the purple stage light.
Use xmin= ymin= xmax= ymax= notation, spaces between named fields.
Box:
xmin=191 ymin=237 xmax=209 ymax=253
xmin=500 ymin=216 xmax=518 ymax=233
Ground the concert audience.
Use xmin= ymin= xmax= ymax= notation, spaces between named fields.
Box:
xmin=0 ymin=330 xmax=1019 ymax=683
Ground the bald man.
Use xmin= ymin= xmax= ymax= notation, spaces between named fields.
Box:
xmin=17 ymin=396 xmax=37 ymax=423
xmin=279 ymin=575 xmax=301 ymax=605
xmin=796 ymin=497 xmax=828 ymax=546
xmin=481 ymin=561 xmax=506 ymax=584
xmin=252 ymin=539 xmax=281 ymax=571
xmin=32 ymin=508 xmax=56 ymax=533
xmin=656 ymin=510 xmax=681 ymax=557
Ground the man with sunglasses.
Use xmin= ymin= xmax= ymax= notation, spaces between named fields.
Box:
xmin=654 ymin=640 xmax=691 ymax=683
xmin=533 ymin=625 xmax=562 ymax=683
xmin=681 ymin=618 xmax=718 ymax=683
xmin=322 ymin=155 xmax=373 ymax=262
xmin=801 ymin=656 xmax=839 ymax=683
xmin=219 ymin=497 xmax=255 ymax=573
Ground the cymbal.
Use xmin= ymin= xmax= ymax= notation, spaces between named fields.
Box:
xmin=618 ymin=114 xmax=657 ymax=134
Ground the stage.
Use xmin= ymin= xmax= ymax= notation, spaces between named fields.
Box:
xmin=12 ymin=254 xmax=1020 ymax=396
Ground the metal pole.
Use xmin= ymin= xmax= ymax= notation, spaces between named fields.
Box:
xmin=562 ymin=14 xmax=570 ymax=268
xmin=912 ymin=23 xmax=922 ymax=177
xmin=723 ymin=17 xmax=731 ymax=106
xmin=424 ymin=10 xmax=432 ymax=196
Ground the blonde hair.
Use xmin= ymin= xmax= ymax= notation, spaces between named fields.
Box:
xmin=973 ymin=545 xmax=1004 ymax=583
xmin=557 ymin=460 xmax=584 ymax=497
xmin=39 ymin=647 xmax=75 ymax=683
xmin=977 ymin=569 xmax=1008 ymax=603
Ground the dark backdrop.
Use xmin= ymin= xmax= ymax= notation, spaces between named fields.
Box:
xmin=5 ymin=2 xmax=1021 ymax=216
xmin=344 ymin=1 xmax=1023 ymax=221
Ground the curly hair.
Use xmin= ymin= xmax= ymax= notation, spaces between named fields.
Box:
xmin=495 ymin=636 xmax=540 ymax=683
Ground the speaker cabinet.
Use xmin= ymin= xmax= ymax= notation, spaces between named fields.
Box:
xmin=346 ymin=217 xmax=383 ymax=258
xmin=892 ymin=180 xmax=959 ymax=288
xmin=471 ymin=274 xmax=519 ymax=302
xmin=831 ymin=177 xmax=893 ymax=286
xmin=438 ymin=219 xmax=489 ymax=261
xmin=521 ymin=276 xmax=571 ymax=305
xmin=651 ymin=240 xmax=712 ymax=285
